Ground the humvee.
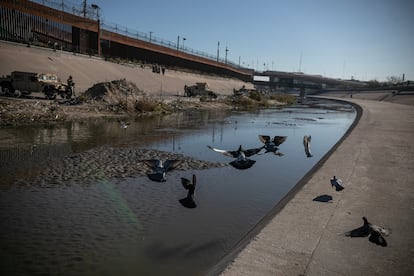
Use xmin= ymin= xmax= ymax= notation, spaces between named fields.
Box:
xmin=0 ymin=71 xmax=71 ymax=99
xmin=184 ymin=82 xmax=217 ymax=98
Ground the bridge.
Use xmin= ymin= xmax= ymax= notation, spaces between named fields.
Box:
xmin=0 ymin=0 xmax=253 ymax=81
xmin=252 ymin=71 xmax=360 ymax=91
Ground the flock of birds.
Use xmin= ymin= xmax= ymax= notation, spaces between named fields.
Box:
xmin=138 ymin=123 xmax=390 ymax=246
xmin=313 ymin=176 xmax=391 ymax=246
xmin=141 ymin=134 xmax=311 ymax=208
xmin=207 ymin=134 xmax=313 ymax=170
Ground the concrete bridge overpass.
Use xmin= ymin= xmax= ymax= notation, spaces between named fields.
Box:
xmin=253 ymin=71 xmax=360 ymax=91
xmin=0 ymin=0 xmax=253 ymax=81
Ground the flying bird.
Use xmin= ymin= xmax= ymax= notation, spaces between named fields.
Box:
xmin=303 ymin=135 xmax=313 ymax=157
xmin=207 ymin=144 xmax=262 ymax=170
xmin=143 ymin=159 xmax=182 ymax=182
xmin=179 ymin=174 xmax=197 ymax=208
xmin=118 ymin=119 xmax=129 ymax=129
xmin=330 ymin=176 xmax=344 ymax=191
xmin=258 ymin=135 xmax=287 ymax=156
xmin=343 ymin=217 xmax=391 ymax=247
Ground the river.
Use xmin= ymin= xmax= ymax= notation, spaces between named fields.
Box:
xmin=0 ymin=98 xmax=356 ymax=275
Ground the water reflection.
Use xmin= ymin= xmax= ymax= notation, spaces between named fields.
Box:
xmin=0 ymin=99 xmax=356 ymax=275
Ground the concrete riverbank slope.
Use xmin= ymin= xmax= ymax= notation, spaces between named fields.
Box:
xmin=218 ymin=98 xmax=414 ymax=275
xmin=0 ymin=41 xmax=252 ymax=95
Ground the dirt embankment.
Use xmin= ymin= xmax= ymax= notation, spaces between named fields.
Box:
xmin=0 ymin=41 xmax=253 ymax=95
xmin=0 ymin=41 xmax=297 ymax=127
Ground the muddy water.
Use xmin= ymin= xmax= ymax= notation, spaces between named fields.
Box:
xmin=0 ymin=99 xmax=356 ymax=275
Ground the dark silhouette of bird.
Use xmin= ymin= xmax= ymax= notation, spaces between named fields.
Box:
xmin=343 ymin=217 xmax=391 ymax=247
xmin=143 ymin=159 xmax=182 ymax=182
xmin=258 ymin=135 xmax=287 ymax=156
xmin=179 ymin=174 xmax=197 ymax=208
xmin=330 ymin=176 xmax=344 ymax=191
xmin=303 ymin=135 xmax=313 ymax=157
xmin=207 ymin=145 xmax=262 ymax=170
xmin=312 ymin=194 xmax=333 ymax=203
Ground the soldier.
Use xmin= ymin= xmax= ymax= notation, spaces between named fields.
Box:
xmin=67 ymin=75 xmax=75 ymax=97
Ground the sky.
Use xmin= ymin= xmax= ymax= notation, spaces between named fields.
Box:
xmin=85 ymin=0 xmax=413 ymax=81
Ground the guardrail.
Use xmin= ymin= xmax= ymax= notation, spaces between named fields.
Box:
xmin=29 ymin=0 xmax=246 ymax=69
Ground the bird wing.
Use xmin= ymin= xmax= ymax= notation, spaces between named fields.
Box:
xmin=368 ymin=231 xmax=388 ymax=246
xmin=181 ymin=177 xmax=192 ymax=190
xmin=258 ymin=135 xmax=271 ymax=144
xmin=370 ymin=223 xmax=391 ymax=237
xmin=331 ymin=179 xmax=344 ymax=191
xmin=273 ymin=136 xmax=287 ymax=146
xmin=164 ymin=160 xmax=182 ymax=171
xmin=143 ymin=159 xmax=160 ymax=170
xmin=273 ymin=151 xmax=284 ymax=157
xmin=207 ymin=145 xmax=236 ymax=158
xmin=303 ymin=136 xmax=312 ymax=157
xmin=343 ymin=225 xmax=370 ymax=237
xmin=243 ymin=146 xmax=263 ymax=157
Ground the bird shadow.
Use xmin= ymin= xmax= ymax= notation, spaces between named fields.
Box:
xmin=312 ymin=194 xmax=333 ymax=203
xmin=179 ymin=197 xmax=197 ymax=208
xmin=229 ymin=159 xmax=256 ymax=170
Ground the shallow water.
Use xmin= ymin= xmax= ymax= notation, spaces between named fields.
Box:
xmin=0 ymin=99 xmax=356 ymax=275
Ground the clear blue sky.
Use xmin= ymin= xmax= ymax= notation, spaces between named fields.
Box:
xmin=88 ymin=0 xmax=413 ymax=81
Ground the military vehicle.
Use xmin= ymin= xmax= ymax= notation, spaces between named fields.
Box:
xmin=184 ymin=82 xmax=217 ymax=98
xmin=0 ymin=71 xmax=72 ymax=99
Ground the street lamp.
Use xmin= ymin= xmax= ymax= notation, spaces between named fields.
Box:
xmin=182 ymin=37 xmax=186 ymax=50
xmin=91 ymin=4 xmax=100 ymax=20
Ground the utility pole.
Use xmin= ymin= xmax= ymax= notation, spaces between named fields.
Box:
xmin=217 ymin=41 xmax=220 ymax=62
xmin=177 ymin=35 xmax=180 ymax=51
xmin=83 ymin=0 xmax=87 ymax=17
xmin=225 ymin=46 xmax=228 ymax=64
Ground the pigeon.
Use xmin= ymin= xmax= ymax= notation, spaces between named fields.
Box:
xmin=344 ymin=217 xmax=391 ymax=247
xmin=207 ymin=145 xmax=262 ymax=170
xmin=258 ymin=135 xmax=287 ymax=156
xmin=179 ymin=174 xmax=197 ymax=208
xmin=118 ymin=119 xmax=129 ymax=129
xmin=330 ymin=176 xmax=344 ymax=191
xmin=143 ymin=159 xmax=182 ymax=182
xmin=303 ymin=135 xmax=313 ymax=157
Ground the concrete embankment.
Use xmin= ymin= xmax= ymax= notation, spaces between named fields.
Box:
xmin=0 ymin=41 xmax=252 ymax=95
xmin=215 ymin=98 xmax=414 ymax=275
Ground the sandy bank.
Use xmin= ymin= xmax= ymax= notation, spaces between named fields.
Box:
xmin=0 ymin=41 xmax=253 ymax=95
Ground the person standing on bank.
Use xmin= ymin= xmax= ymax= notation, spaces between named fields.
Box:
xmin=67 ymin=75 xmax=75 ymax=98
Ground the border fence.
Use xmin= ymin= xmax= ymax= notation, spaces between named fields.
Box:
xmin=4 ymin=0 xmax=245 ymax=70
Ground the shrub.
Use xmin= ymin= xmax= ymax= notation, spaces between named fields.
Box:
xmin=134 ymin=99 xmax=158 ymax=112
